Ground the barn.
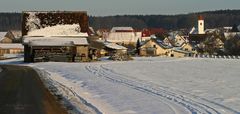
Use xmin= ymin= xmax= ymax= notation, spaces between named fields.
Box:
xmin=22 ymin=11 xmax=89 ymax=62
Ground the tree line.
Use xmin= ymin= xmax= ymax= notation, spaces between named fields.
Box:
xmin=0 ymin=10 xmax=240 ymax=31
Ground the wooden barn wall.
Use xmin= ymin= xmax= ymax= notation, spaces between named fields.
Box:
xmin=22 ymin=11 xmax=89 ymax=36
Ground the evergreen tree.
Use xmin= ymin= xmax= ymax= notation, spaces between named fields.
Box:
xmin=136 ymin=39 xmax=141 ymax=55
xmin=231 ymin=24 xmax=239 ymax=32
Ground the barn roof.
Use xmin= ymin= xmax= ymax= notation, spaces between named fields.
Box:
xmin=107 ymin=32 xmax=139 ymax=43
xmin=111 ymin=27 xmax=134 ymax=32
xmin=27 ymin=24 xmax=88 ymax=37
xmin=22 ymin=11 xmax=89 ymax=36
xmin=23 ymin=37 xmax=89 ymax=46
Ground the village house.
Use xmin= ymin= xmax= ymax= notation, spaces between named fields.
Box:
xmin=0 ymin=32 xmax=7 ymax=43
xmin=139 ymin=38 xmax=172 ymax=56
xmin=168 ymin=32 xmax=188 ymax=47
xmin=104 ymin=42 xmax=127 ymax=56
xmin=89 ymin=40 xmax=127 ymax=58
xmin=0 ymin=30 xmax=22 ymax=43
xmin=0 ymin=31 xmax=23 ymax=58
xmin=22 ymin=11 xmax=90 ymax=62
xmin=0 ymin=32 xmax=9 ymax=43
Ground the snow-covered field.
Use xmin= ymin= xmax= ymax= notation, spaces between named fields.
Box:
xmin=1 ymin=57 xmax=240 ymax=114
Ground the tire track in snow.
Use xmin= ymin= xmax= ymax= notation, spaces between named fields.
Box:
xmin=35 ymin=68 xmax=102 ymax=114
xmin=85 ymin=65 xmax=239 ymax=114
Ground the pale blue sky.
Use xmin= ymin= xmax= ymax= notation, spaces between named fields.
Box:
xmin=0 ymin=0 xmax=239 ymax=16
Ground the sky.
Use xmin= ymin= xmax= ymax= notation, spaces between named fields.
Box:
xmin=0 ymin=0 xmax=239 ymax=16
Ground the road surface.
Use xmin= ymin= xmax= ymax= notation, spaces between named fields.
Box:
xmin=0 ymin=65 xmax=67 ymax=114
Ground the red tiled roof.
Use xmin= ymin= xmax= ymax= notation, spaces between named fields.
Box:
xmin=142 ymin=28 xmax=166 ymax=37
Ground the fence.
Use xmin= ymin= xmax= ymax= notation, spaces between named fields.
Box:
xmin=192 ymin=54 xmax=240 ymax=59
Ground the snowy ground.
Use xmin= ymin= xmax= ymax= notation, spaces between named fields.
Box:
xmin=1 ymin=57 xmax=240 ymax=114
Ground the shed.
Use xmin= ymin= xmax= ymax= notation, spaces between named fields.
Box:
xmin=0 ymin=44 xmax=24 ymax=56
xmin=22 ymin=11 xmax=89 ymax=62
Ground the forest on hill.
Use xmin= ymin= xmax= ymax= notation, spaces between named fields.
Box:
xmin=0 ymin=10 xmax=240 ymax=31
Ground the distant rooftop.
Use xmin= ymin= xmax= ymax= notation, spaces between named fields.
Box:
xmin=111 ymin=27 xmax=134 ymax=32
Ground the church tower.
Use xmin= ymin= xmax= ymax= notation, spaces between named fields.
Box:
xmin=198 ymin=15 xmax=205 ymax=34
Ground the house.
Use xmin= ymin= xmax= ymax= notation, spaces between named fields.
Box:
xmin=107 ymin=27 xmax=140 ymax=44
xmin=88 ymin=39 xmax=128 ymax=59
xmin=174 ymin=35 xmax=186 ymax=46
xmin=0 ymin=30 xmax=22 ymax=43
xmin=0 ymin=44 xmax=24 ymax=57
xmin=104 ymin=42 xmax=127 ymax=56
xmin=0 ymin=32 xmax=8 ymax=43
xmin=169 ymin=34 xmax=187 ymax=47
xmin=167 ymin=31 xmax=188 ymax=47
xmin=22 ymin=11 xmax=89 ymax=62
xmin=139 ymin=38 xmax=172 ymax=56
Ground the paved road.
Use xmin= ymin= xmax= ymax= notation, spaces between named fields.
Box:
xmin=0 ymin=65 xmax=67 ymax=114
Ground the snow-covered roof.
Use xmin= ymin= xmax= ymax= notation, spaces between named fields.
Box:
xmin=104 ymin=42 xmax=127 ymax=50
xmin=107 ymin=32 xmax=139 ymax=43
xmin=10 ymin=30 xmax=22 ymax=39
xmin=27 ymin=24 xmax=88 ymax=37
xmin=110 ymin=27 xmax=134 ymax=32
xmin=0 ymin=43 xmax=23 ymax=49
xmin=223 ymin=27 xmax=232 ymax=30
xmin=0 ymin=32 xmax=7 ymax=41
xmin=29 ymin=39 xmax=74 ymax=47
xmin=23 ymin=37 xmax=89 ymax=46
xmin=140 ymin=38 xmax=172 ymax=49
xmin=189 ymin=27 xmax=198 ymax=34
